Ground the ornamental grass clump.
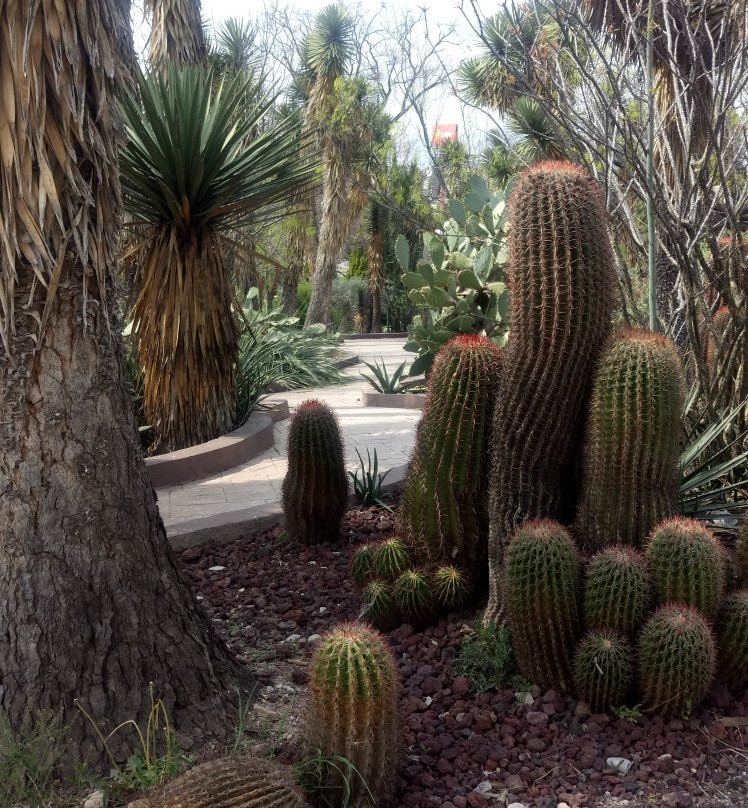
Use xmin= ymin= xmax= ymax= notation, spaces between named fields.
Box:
xmin=575 ymin=330 xmax=684 ymax=552
xmin=646 ymin=518 xmax=725 ymax=619
xmin=638 ymin=605 xmax=716 ymax=718
xmin=281 ymin=400 xmax=348 ymax=545
xmin=584 ymin=547 xmax=651 ymax=636
xmin=307 ymin=623 xmax=399 ymax=807
xmin=573 ymin=631 xmax=632 ymax=714
xmin=504 ymin=520 xmax=580 ymax=692
xmin=717 ymin=590 xmax=748 ymax=690
xmin=486 ymin=162 xmax=615 ymax=620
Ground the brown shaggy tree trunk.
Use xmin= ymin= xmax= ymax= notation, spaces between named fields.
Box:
xmin=0 ymin=287 xmax=249 ymax=763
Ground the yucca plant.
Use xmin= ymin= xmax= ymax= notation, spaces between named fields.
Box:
xmin=348 ymin=448 xmax=392 ymax=510
xmin=120 ymin=66 xmax=317 ymax=451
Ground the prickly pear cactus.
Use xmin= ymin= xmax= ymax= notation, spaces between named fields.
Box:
xmin=400 ymin=334 xmax=503 ymax=580
xmin=308 ymin=623 xmax=399 ymax=807
xmin=584 ymin=546 xmax=651 ymax=635
xmin=717 ymin=590 xmax=748 ymax=690
xmin=573 ymin=631 xmax=632 ymax=713
xmin=487 ymin=162 xmax=616 ymax=621
xmin=504 ymin=520 xmax=581 ymax=691
xmin=138 ymin=754 xmax=308 ymax=808
xmin=575 ymin=330 xmax=684 ymax=552
xmin=639 ymin=605 xmax=716 ymax=718
xmin=646 ymin=518 xmax=725 ymax=619
xmin=281 ymin=400 xmax=348 ymax=545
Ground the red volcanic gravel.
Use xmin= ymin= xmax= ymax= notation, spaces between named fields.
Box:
xmin=178 ymin=505 xmax=748 ymax=808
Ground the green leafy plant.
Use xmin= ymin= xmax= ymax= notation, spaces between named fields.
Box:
xmin=294 ymin=751 xmax=374 ymax=808
xmin=612 ymin=703 xmax=643 ymax=722
xmin=453 ymin=618 xmax=516 ymax=692
xmin=360 ymin=358 xmax=408 ymax=393
xmin=396 ymin=175 xmax=509 ymax=376
xmin=349 ymin=448 xmax=392 ymax=509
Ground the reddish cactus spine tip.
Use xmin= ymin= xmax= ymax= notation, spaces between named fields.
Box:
xmin=297 ymin=398 xmax=325 ymax=412
xmin=523 ymin=160 xmax=589 ymax=176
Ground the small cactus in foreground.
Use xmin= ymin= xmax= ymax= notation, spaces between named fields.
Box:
xmin=308 ymin=623 xmax=399 ymax=807
xmin=639 ymin=605 xmax=716 ymax=718
xmin=505 ymin=520 xmax=580 ymax=692
xmin=646 ymin=518 xmax=725 ymax=619
xmin=717 ymin=590 xmax=748 ymax=690
xmin=433 ymin=566 xmax=470 ymax=609
xmin=573 ymin=631 xmax=632 ymax=713
xmin=374 ymin=538 xmax=411 ymax=581
xmin=361 ymin=580 xmax=397 ymax=630
xmin=394 ymin=569 xmax=434 ymax=622
xmin=351 ymin=544 xmax=376 ymax=585
xmin=575 ymin=330 xmax=684 ymax=552
xmin=140 ymin=754 xmax=307 ymax=808
xmin=584 ymin=547 xmax=650 ymax=635
xmin=282 ymin=400 xmax=347 ymax=545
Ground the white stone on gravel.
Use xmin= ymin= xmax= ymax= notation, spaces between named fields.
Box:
xmin=607 ymin=756 xmax=633 ymax=774
xmin=208 ymin=565 xmax=225 ymax=572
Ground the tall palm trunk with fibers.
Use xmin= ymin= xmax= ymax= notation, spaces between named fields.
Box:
xmin=146 ymin=0 xmax=207 ymax=71
xmin=0 ymin=0 xmax=247 ymax=760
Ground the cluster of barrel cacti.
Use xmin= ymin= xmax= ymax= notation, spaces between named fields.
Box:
xmin=504 ymin=514 xmax=747 ymax=717
xmin=281 ymin=399 xmax=348 ymax=545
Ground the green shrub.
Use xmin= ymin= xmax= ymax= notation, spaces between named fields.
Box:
xmin=453 ymin=619 xmax=515 ymax=692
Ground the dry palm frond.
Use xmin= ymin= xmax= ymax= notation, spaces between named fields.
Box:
xmin=0 ymin=0 xmax=127 ymax=367
xmin=146 ymin=0 xmax=207 ymax=73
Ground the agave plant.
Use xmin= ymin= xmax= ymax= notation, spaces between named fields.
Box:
xmin=361 ymin=358 xmax=408 ymax=394
xmin=120 ymin=66 xmax=317 ymax=451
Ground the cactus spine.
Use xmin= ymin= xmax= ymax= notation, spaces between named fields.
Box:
xmin=575 ymin=330 xmax=684 ymax=552
xmin=573 ymin=631 xmax=632 ymax=713
xmin=584 ymin=547 xmax=651 ymax=635
xmin=142 ymin=754 xmax=308 ymax=808
xmin=308 ymin=623 xmax=399 ymax=807
xmin=433 ymin=566 xmax=470 ymax=609
xmin=281 ymin=400 xmax=348 ymax=545
xmin=646 ymin=518 xmax=725 ymax=619
xmin=717 ymin=590 xmax=748 ymax=690
xmin=504 ymin=520 xmax=580 ymax=691
xmin=374 ymin=538 xmax=411 ymax=581
xmin=400 ymin=335 xmax=503 ymax=579
xmin=487 ymin=162 xmax=616 ymax=620
xmin=638 ymin=605 xmax=716 ymax=718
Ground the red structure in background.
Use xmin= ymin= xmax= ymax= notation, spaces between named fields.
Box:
xmin=432 ymin=123 xmax=458 ymax=148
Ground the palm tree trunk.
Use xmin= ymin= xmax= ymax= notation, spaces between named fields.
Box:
xmin=147 ymin=0 xmax=207 ymax=71
xmin=368 ymin=230 xmax=384 ymax=333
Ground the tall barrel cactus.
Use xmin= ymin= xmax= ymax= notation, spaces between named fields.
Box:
xmin=486 ymin=162 xmax=616 ymax=620
xmin=400 ymin=335 xmax=503 ymax=578
xmin=282 ymin=400 xmax=348 ymax=544
xmin=573 ymin=631 xmax=632 ymax=713
xmin=717 ymin=590 xmax=748 ymax=690
xmin=307 ymin=623 xmax=399 ymax=807
xmin=505 ymin=520 xmax=580 ymax=691
xmin=646 ymin=518 xmax=725 ymax=619
xmin=139 ymin=754 xmax=308 ymax=808
xmin=575 ymin=330 xmax=684 ymax=552
xmin=584 ymin=546 xmax=650 ymax=635
xmin=639 ymin=605 xmax=716 ymax=718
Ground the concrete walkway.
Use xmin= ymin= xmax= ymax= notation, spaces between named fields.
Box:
xmin=156 ymin=338 xmax=421 ymax=528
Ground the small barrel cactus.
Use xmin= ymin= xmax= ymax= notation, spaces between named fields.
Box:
xmin=639 ymin=605 xmax=716 ymax=718
xmin=433 ymin=565 xmax=470 ymax=609
xmin=717 ymin=590 xmax=748 ymax=690
xmin=400 ymin=335 xmax=503 ymax=579
xmin=141 ymin=754 xmax=307 ymax=808
xmin=308 ymin=623 xmax=399 ymax=807
xmin=584 ymin=546 xmax=651 ymax=635
xmin=573 ymin=631 xmax=632 ymax=713
xmin=738 ymin=521 xmax=748 ymax=586
xmin=504 ymin=520 xmax=581 ymax=691
xmin=374 ymin=538 xmax=411 ymax=581
xmin=486 ymin=162 xmax=616 ymax=621
xmin=360 ymin=579 xmax=397 ymax=630
xmin=394 ymin=569 xmax=434 ymax=622
xmin=646 ymin=518 xmax=725 ymax=619
xmin=281 ymin=400 xmax=348 ymax=544
xmin=351 ymin=543 xmax=376 ymax=586
xmin=575 ymin=330 xmax=684 ymax=552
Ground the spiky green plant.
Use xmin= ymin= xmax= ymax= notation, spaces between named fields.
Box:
xmin=281 ymin=400 xmax=348 ymax=545
xmin=308 ymin=623 xmax=399 ymax=807
xmin=373 ymin=539 xmax=411 ymax=581
xmin=433 ymin=566 xmax=470 ymax=609
xmin=486 ymin=162 xmax=616 ymax=621
xmin=393 ymin=570 xmax=434 ymax=623
xmin=575 ymin=330 xmax=685 ymax=552
xmin=584 ymin=547 xmax=651 ymax=635
xmin=646 ymin=518 xmax=725 ymax=619
xmin=504 ymin=520 xmax=581 ymax=691
xmin=400 ymin=335 xmax=503 ymax=579
xmin=142 ymin=754 xmax=307 ymax=808
xmin=351 ymin=544 xmax=376 ymax=586
xmin=360 ymin=580 xmax=397 ymax=631
xmin=573 ymin=631 xmax=632 ymax=713
xmin=717 ymin=590 xmax=748 ymax=690
xmin=638 ymin=605 xmax=716 ymax=718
